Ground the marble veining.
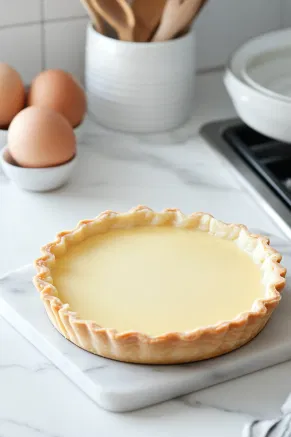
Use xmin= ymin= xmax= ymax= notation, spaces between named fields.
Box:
xmin=79 ymin=130 xmax=241 ymax=190
xmin=0 ymin=417 xmax=63 ymax=437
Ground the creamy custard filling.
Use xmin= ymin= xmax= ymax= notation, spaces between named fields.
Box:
xmin=51 ymin=226 xmax=264 ymax=336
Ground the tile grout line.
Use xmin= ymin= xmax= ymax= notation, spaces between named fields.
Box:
xmin=0 ymin=15 xmax=88 ymax=32
xmin=40 ymin=0 xmax=45 ymax=71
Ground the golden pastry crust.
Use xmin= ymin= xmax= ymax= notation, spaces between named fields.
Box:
xmin=33 ymin=206 xmax=286 ymax=364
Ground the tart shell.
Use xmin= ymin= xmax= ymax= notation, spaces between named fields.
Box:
xmin=34 ymin=206 xmax=286 ymax=364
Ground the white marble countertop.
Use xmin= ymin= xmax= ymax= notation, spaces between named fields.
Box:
xmin=0 ymin=71 xmax=290 ymax=437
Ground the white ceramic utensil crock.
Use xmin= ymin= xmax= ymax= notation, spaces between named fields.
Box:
xmin=237 ymin=29 xmax=291 ymax=102
xmin=85 ymin=24 xmax=196 ymax=133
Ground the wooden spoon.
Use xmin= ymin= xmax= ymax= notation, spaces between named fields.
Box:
xmin=92 ymin=0 xmax=135 ymax=41
xmin=132 ymin=0 xmax=167 ymax=42
xmin=80 ymin=0 xmax=104 ymax=34
xmin=152 ymin=0 xmax=204 ymax=42
xmin=176 ymin=0 xmax=209 ymax=38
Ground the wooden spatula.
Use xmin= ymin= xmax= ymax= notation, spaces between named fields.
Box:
xmin=92 ymin=0 xmax=135 ymax=41
xmin=80 ymin=0 xmax=104 ymax=34
xmin=176 ymin=0 xmax=209 ymax=37
xmin=152 ymin=0 xmax=204 ymax=42
xmin=132 ymin=0 xmax=167 ymax=42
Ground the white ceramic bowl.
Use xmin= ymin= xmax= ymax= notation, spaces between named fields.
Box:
xmin=231 ymin=28 xmax=291 ymax=103
xmin=225 ymin=28 xmax=291 ymax=143
xmin=224 ymin=68 xmax=291 ymax=143
xmin=85 ymin=25 xmax=196 ymax=133
xmin=0 ymin=146 xmax=77 ymax=191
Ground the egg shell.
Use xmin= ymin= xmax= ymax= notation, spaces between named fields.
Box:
xmin=8 ymin=107 xmax=76 ymax=168
xmin=28 ymin=70 xmax=87 ymax=128
xmin=0 ymin=63 xmax=25 ymax=127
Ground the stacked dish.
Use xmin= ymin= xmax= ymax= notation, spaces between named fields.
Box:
xmin=224 ymin=28 xmax=291 ymax=143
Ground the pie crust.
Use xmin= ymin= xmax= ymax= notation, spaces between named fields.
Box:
xmin=33 ymin=206 xmax=286 ymax=364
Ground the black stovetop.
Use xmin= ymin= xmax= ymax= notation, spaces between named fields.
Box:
xmin=200 ymin=119 xmax=291 ymax=239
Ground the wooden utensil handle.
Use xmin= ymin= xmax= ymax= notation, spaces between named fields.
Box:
xmin=80 ymin=0 xmax=104 ymax=34
xmin=91 ymin=0 xmax=135 ymax=41
xmin=119 ymin=28 xmax=134 ymax=41
xmin=152 ymin=0 xmax=205 ymax=42
xmin=132 ymin=0 xmax=167 ymax=42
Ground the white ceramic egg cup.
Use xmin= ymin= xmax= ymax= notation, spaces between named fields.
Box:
xmin=0 ymin=146 xmax=77 ymax=192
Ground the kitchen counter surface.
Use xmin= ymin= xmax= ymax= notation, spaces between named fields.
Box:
xmin=0 ymin=71 xmax=290 ymax=437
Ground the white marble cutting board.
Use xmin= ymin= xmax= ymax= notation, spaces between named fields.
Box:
xmin=0 ymin=234 xmax=290 ymax=413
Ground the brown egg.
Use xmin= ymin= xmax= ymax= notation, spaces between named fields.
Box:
xmin=28 ymin=70 xmax=87 ymax=128
xmin=0 ymin=63 xmax=25 ymax=128
xmin=8 ymin=107 xmax=76 ymax=168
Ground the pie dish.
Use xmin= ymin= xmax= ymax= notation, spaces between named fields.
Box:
xmin=33 ymin=206 xmax=286 ymax=364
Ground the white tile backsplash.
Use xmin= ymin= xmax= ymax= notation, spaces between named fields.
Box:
xmin=281 ymin=0 xmax=291 ymax=27
xmin=0 ymin=24 xmax=42 ymax=84
xmin=44 ymin=19 xmax=87 ymax=83
xmin=43 ymin=0 xmax=86 ymax=20
xmin=195 ymin=0 xmax=281 ymax=69
xmin=0 ymin=0 xmax=41 ymax=27
xmin=0 ymin=0 xmax=287 ymax=85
